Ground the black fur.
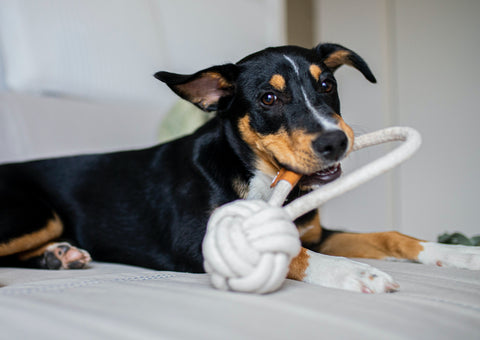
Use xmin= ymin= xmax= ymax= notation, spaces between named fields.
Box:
xmin=0 ymin=43 xmax=375 ymax=272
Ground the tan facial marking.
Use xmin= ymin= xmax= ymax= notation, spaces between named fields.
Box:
xmin=333 ymin=114 xmax=355 ymax=154
xmin=0 ymin=215 xmax=63 ymax=257
xmin=309 ymin=64 xmax=322 ymax=81
xmin=269 ymin=74 xmax=286 ymax=91
xmin=238 ymin=116 xmax=321 ymax=176
xmin=238 ymin=116 xmax=279 ymax=176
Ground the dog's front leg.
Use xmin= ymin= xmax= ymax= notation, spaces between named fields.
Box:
xmin=288 ymin=248 xmax=399 ymax=293
xmin=417 ymin=242 xmax=480 ymax=269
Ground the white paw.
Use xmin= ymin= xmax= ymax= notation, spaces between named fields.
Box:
xmin=418 ymin=242 xmax=480 ymax=270
xmin=303 ymin=250 xmax=399 ymax=293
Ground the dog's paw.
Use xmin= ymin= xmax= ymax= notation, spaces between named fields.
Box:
xmin=42 ymin=242 xmax=92 ymax=269
xmin=303 ymin=251 xmax=399 ymax=293
xmin=418 ymin=242 xmax=480 ymax=270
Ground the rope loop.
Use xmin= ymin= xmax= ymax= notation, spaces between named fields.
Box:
xmin=203 ymin=127 xmax=422 ymax=294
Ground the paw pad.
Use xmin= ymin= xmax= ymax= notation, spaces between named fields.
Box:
xmin=43 ymin=242 xmax=91 ymax=269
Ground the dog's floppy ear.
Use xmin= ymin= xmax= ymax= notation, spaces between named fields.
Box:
xmin=314 ymin=43 xmax=376 ymax=83
xmin=154 ymin=64 xmax=238 ymax=112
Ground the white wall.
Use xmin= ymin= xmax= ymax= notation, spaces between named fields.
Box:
xmin=0 ymin=0 xmax=286 ymax=162
xmin=2 ymin=0 xmax=477 ymax=241
xmin=315 ymin=0 xmax=480 ymax=240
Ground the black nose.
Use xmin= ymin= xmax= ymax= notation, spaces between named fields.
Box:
xmin=313 ymin=130 xmax=348 ymax=161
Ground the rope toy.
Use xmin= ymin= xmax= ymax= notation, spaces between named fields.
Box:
xmin=202 ymin=127 xmax=422 ymax=293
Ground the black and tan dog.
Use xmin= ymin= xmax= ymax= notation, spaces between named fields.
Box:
xmin=1 ymin=43 xmax=478 ymax=293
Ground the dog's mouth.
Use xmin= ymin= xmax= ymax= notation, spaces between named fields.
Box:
xmin=299 ymin=163 xmax=342 ymax=187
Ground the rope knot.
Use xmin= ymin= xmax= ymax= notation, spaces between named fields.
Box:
xmin=202 ymin=199 xmax=301 ymax=294
xmin=202 ymin=127 xmax=422 ymax=294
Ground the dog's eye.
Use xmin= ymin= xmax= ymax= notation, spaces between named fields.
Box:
xmin=261 ymin=93 xmax=277 ymax=106
xmin=320 ymin=80 xmax=334 ymax=93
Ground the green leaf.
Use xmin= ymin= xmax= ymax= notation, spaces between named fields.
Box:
xmin=471 ymin=236 xmax=480 ymax=246
xmin=437 ymin=232 xmax=473 ymax=246
xmin=438 ymin=233 xmax=452 ymax=244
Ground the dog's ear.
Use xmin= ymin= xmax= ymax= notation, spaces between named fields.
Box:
xmin=314 ymin=43 xmax=376 ymax=83
xmin=154 ymin=64 xmax=238 ymax=112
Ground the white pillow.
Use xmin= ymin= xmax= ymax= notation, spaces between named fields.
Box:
xmin=0 ymin=0 xmax=167 ymax=106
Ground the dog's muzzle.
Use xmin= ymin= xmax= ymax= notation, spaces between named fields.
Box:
xmin=312 ymin=130 xmax=348 ymax=162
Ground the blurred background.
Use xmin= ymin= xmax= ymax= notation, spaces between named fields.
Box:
xmin=0 ymin=0 xmax=478 ymax=241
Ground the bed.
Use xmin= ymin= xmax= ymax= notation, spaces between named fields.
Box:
xmin=1 ymin=259 xmax=478 ymax=339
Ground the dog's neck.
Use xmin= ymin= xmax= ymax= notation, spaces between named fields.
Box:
xmin=220 ymin=117 xmax=279 ymax=201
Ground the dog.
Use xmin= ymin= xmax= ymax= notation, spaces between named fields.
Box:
xmin=1 ymin=43 xmax=479 ymax=293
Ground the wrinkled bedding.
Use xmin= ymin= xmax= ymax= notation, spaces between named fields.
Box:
xmin=1 ymin=259 xmax=478 ymax=339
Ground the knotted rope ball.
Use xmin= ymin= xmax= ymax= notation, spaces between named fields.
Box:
xmin=202 ymin=127 xmax=422 ymax=294
xmin=203 ymin=199 xmax=300 ymax=294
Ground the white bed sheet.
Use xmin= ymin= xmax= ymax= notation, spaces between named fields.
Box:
xmin=1 ymin=259 xmax=478 ymax=339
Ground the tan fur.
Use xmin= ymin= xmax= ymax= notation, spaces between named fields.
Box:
xmin=17 ymin=242 xmax=56 ymax=261
xmin=297 ymin=211 xmax=322 ymax=244
xmin=0 ymin=215 xmax=63 ymax=257
xmin=309 ymin=64 xmax=322 ymax=81
xmin=287 ymin=247 xmax=310 ymax=281
xmin=238 ymin=116 xmax=279 ymax=177
xmin=318 ymin=231 xmax=425 ymax=260
xmin=176 ymin=72 xmax=232 ymax=109
xmin=323 ymin=50 xmax=353 ymax=69
xmin=334 ymin=114 xmax=355 ymax=154
xmin=238 ymin=115 xmax=321 ymax=176
xmin=232 ymin=177 xmax=249 ymax=199
xmin=203 ymin=71 xmax=232 ymax=88
xmin=269 ymin=74 xmax=286 ymax=91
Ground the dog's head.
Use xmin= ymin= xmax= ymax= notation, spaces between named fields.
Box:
xmin=155 ymin=43 xmax=376 ymax=189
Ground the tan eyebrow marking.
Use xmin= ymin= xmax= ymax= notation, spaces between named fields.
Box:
xmin=269 ymin=74 xmax=286 ymax=91
xmin=309 ymin=64 xmax=322 ymax=81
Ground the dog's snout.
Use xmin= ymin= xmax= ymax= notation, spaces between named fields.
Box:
xmin=313 ymin=130 xmax=348 ymax=161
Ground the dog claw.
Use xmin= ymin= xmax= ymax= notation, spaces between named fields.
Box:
xmin=385 ymin=282 xmax=400 ymax=293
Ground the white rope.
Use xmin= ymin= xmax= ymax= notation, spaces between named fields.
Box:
xmin=284 ymin=127 xmax=422 ymax=220
xmin=202 ymin=126 xmax=422 ymax=294
xmin=202 ymin=200 xmax=300 ymax=293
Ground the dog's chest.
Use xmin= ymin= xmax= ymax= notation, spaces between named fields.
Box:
xmin=245 ymin=171 xmax=275 ymax=201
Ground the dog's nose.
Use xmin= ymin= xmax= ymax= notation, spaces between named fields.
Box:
xmin=313 ymin=130 xmax=348 ymax=161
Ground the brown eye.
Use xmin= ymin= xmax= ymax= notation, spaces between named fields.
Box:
xmin=320 ymin=80 xmax=334 ymax=93
xmin=261 ymin=93 xmax=277 ymax=106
